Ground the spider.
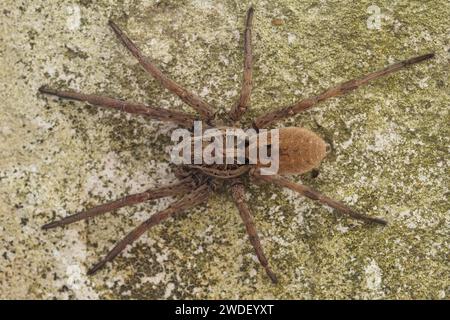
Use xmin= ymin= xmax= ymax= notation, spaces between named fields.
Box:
xmin=39 ymin=6 xmax=434 ymax=283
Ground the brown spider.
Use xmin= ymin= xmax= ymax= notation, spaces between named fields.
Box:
xmin=39 ymin=7 xmax=434 ymax=283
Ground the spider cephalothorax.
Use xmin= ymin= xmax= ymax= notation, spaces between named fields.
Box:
xmin=40 ymin=6 xmax=433 ymax=283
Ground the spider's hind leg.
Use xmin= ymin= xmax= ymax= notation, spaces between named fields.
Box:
xmin=253 ymin=171 xmax=387 ymax=226
xmin=253 ymin=53 xmax=435 ymax=128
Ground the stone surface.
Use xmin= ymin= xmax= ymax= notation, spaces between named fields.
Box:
xmin=0 ymin=0 xmax=448 ymax=299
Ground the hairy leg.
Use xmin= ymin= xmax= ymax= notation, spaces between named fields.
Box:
xmin=231 ymin=179 xmax=278 ymax=283
xmin=229 ymin=6 xmax=254 ymax=122
xmin=42 ymin=178 xmax=194 ymax=230
xmin=253 ymin=171 xmax=387 ymax=225
xmin=39 ymin=86 xmax=196 ymax=128
xmin=253 ymin=53 xmax=435 ymax=128
xmin=109 ymin=21 xmax=214 ymax=121
xmin=88 ymin=183 xmax=211 ymax=275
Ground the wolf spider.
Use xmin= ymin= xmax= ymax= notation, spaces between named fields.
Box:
xmin=39 ymin=6 xmax=434 ymax=283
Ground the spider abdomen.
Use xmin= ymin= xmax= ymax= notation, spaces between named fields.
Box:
xmin=274 ymin=127 xmax=327 ymax=175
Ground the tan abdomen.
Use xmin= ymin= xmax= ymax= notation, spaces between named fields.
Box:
xmin=276 ymin=127 xmax=327 ymax=175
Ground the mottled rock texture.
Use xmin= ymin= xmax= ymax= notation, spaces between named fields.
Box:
xmin=0 ymin=0 xmax=448 ymax=299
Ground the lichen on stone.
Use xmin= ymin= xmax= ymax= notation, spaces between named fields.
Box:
xmin=0 ymin=0 xmax=448 ymax=299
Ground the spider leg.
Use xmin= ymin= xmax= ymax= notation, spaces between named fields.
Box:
xmin=229 ymin=6 xmax=254 ymax=122
xmin=253 ymin=53 xmax=435 ymax=128
xmin=231 ymin=179 xmax=278 ymax=283
xmin=87 ymin=183 xmax=211 ymax=275
xmin=39 ymin=86 xmax=196 ymax=128
xmin=253 ymin=171 xmax=387 ymax=225
xmin=108 ymin=20 xmax=215 ymax=121
xmin=42 ymin=178 xmax=194 ymax=230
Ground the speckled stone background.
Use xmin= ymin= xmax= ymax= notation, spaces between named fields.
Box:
xmin=1 ymin=0 xmax=448 ymax=299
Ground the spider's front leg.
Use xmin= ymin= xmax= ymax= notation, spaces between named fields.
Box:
xmin=88 ymin=183 xmax=211 ymax=275
xmin=231 ymin=179 xmax=278 ymax=284
xmin=108 ymin=21 xmax=215 ymax=121
xmin=39 ymin=86 xmax=196 ymax=128
xmin=42 ymin=177 xmax=195 ymax=230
